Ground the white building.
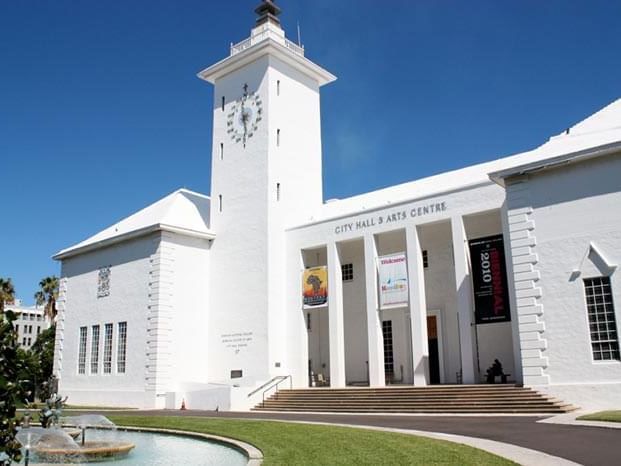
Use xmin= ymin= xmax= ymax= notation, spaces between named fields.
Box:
xmin=6 ymin=300 xmax=51 ymax=349
xmin=53 ymin=2 xmax=621 ymax=411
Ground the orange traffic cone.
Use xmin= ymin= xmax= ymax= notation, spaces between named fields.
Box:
xmin=180 ymin=399 xmax=187 ymax=410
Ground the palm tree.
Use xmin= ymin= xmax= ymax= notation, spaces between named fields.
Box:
xmin=0 ymin=276 xmax=16 ymax=313
xmin=34 ymin=276 xmax=59 ymax=321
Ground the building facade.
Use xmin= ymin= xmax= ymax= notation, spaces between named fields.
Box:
xmin=6 ymin=300 xmax=51 ymax=349
xmin=53 ymin=2 xmax=621 ymax=411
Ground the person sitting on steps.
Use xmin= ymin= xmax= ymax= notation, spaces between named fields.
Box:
xmin=486 ymin=359 xmax=508 ymax=384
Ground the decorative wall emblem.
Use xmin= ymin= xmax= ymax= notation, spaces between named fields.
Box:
xmin=97 ymin=266 xmax=111 ymax=298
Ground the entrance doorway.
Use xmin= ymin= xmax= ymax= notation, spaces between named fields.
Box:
xmin=426 ymin=312 xmax=444 ymax=384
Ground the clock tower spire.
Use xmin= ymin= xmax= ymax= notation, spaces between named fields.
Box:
xmin=255 ymin=0 xmax=281 ymax=27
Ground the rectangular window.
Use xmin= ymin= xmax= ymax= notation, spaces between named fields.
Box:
xmin=382 ymin=320 xmax=394 ymax=377
xmin=90 ymin=325 xmax=100 ymax=374
xmin=584 ymin=277 xmax=620 ymax=361
xmin=117 ymin=322 xmax=127 ymax=373
xmin=22 ymin=337 xmax=26 ymax=345
xmin=276 ymin=182 xmax=281 ymax=201
xmin=27 ymin=337 xmax=31 ymax=346
xmin=103 ymin=323 xmax=113 ymax=374
xmin=341 ymin=263 xmax=354 ymax=282
xmin=37 ymin=326 xmax=40 ymax=335
xmin=277 ymin=80 xmax=280 ymax=96
xmin=15 ymin=324 xmax=18 ymax=333
xmin=306 ymin=312 xmax=311 ymax=331
xmin=221 ymin=96 xmax=225 ymax=111
xmin=78 ymin=326 xmax=88 ymax=374
xmin=218 ymin=194 xmax=222 ymax=212
xmin=422 ymin=250 xmax=429 ymax=268
xmin=277 ymin=129 xmax=281 ymax=146
xmin=220 ymin=142 xmax=224 ymax=160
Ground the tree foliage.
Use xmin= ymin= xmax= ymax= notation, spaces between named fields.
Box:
xmin=0 ymin=311 xmax=27 ymax=465
xmin=34 ymin=276 xmax=59 ymax=321
xmin=0 ymin=277 xmax=15 ymax=314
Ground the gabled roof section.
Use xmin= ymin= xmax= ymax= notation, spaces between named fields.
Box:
xmin=490 ymin=98 xmax=621 ymax=185
xmin=54 ymin=189 xmax=214 ymax=260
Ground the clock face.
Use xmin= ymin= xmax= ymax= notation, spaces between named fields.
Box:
xmin=227 ymin=85 xmax=263 ymax=146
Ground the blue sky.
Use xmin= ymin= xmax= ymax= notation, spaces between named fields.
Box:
xmin=2 ymin=0 xmax=620 ymax=303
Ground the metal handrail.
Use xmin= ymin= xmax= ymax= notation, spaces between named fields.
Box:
xmin=247 ymin=375 xmax=287 ymax=398
xmin=260 ymin=375 xmax=292 ymax=405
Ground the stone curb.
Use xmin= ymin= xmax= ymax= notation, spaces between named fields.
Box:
xmin=117 ymin=425 xmax=263 ymax=465
xmin=537 ymin=411 xmax=621 ymax=430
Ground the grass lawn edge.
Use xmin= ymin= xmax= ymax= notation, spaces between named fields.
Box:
xmin=106 ymin=414 xmax=517 ymax=465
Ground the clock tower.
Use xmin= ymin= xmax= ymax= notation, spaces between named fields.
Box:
xmin=198 ymin=1 xmax=336 ymax=386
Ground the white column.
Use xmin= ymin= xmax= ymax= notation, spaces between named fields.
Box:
xmin=406 ymin=225 xmax=429 ymax=386
xmin=327 ymin=241 xmax=346 ymax=387
xmin=451 ymin=216 xmax=477 ymax=384
xmin=364 ymin=234 xmax=385 ymax=387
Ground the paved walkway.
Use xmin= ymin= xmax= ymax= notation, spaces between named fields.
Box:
xmin=110 ymin=410 xmax=621 ymax=465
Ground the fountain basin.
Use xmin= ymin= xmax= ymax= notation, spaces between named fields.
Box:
xmin=34 ymin=440 xmax=135 ymax=463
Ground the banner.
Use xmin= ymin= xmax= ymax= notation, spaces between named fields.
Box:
xmin=468 ymin=235 xmax=511 ymax=324
xmin=378 ymin=253 xmax=409 ymax=309
xmin=303 ymin=266 xmax=328 ymax=308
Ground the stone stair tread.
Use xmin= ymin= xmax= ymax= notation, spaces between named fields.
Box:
xmin=254 ymin=385 xmax=574 ymax=414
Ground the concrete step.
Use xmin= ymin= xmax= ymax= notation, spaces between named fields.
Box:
xmin=253 ymin=385 xmax=576 ymax=414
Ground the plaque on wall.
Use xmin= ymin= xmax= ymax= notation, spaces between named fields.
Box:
xmin=468 ymin=235 xmax=511 ymax=324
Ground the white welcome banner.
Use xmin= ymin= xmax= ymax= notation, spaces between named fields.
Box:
xmin=377 ymin=253 xmax=409 ymax=309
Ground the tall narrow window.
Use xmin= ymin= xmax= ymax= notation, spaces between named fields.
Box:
xmin=218 ymin=194 xmax=222 ymax=212
xmin=221 ymin=96 xmax=225 ymax=111
xmin=277 ymin=80 xmax=280 ymax=96
xmin=276 ymin=183 xmax=281 ymax=201
xmin=382 ymin=321 xmax=394 ymax=379
xmin=277 ymin=129 xmax=281 ymax=146
xmin=103 ymin=323 xmax=113 ymax=374
xmin=584 ymin=277 xmax=620 ymax=361
xmin=422 ymin=250 xmax=429 ymax=268
xmin=306 ymin=312 xmax=311 ymax=331
xmin=90 ymin=325 xmax=100 ymax=374
xmin=220 ymin=143 xmax=224 ymax=160
xmin=117 ymin=322 xmax=127 ymax=373
xmin=78 ymin=326 xmax=88 ymax=374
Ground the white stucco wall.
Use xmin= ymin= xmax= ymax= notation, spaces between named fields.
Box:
xmin=57 ymin=235 xmax=156 ymax=408
xmin=504 ymin=152 xmax=621 ymax=408
xmin=56 ymin=231 xmax=211 ymax=409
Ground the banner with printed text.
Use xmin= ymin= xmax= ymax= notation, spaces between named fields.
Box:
xmin=378 ymin=253 xmax=409 ymax=309
xmin=303 ymin=266 xmax=328 ymax=308
xmin=468 ymin=235 xmax=511 ymax=324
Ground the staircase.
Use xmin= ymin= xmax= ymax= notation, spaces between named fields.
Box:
xmin=253 ymin=384 xmax=576 ymax=414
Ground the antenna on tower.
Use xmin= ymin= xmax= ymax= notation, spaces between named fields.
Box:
xmin=297 ymin=21 xmax=302 ymax=47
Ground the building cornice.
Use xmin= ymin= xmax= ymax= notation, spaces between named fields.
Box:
xmin=53 ymin=223 xmax=215 ymax=261
xmin=488 ymin=141 xmax=621 ymax=187
xmin=198 ymin=37 xmax=336 ymax=86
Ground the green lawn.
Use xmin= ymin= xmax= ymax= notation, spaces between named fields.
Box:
xmin=107 ymin=415 xmax=516 ymax=465
xmin=577 ymin=411 xmax=621 ymax=423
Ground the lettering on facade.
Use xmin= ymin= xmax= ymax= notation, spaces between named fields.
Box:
xmin=334 ymin=201 xmax=447 ymax=234
xmin=221 ymin=331 xmax=254 ymax=354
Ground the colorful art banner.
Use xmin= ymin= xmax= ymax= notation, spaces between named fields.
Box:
xmin=468 ymin=235 xmax=511 ymax=324
xmin=378 ymin=253 xmax=409 ymax=309
xmin=303 ymin=266 xmax=328 ymax=308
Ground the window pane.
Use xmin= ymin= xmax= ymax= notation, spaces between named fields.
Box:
xmin=117 ymin=322 xmax=127 ymax=373
xmin=78 ymin=327 xmax=88 ymax=374
xmin=91 ymin=325 xmax=100 ymax=374
xmin=103 ymin=323 xmax=113 ymax=374
xmin=584 ymin=277 xmax=620 ymax=361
